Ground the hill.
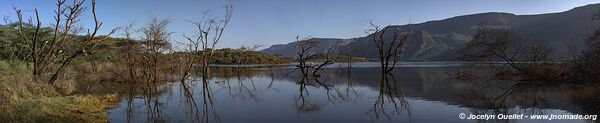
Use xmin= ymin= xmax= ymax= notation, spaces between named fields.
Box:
xmin=262 ymin=4 xmax=600 ymax=61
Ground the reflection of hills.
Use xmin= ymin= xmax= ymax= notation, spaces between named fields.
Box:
xmin=259 ymin=67 xmax=587 ymax=115
xmin=200 ymin=66 xmax=594 ymax=116
xmin=100 ymin=66 xmax=598 ymax=123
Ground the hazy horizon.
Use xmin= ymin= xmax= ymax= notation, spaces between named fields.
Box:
xmin=2 ymin=0 xmax=600 ymax=49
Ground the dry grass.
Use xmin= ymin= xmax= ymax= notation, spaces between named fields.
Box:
xmin=0 ymin=61 xmax=120 ymax=123
xmin=0 ymin=94 xmax=119 ymax=123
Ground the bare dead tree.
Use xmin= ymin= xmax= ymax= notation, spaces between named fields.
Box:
xmin=2 ymin=15 xmax=10 ymax=25
xmin=462 ymin=24 xmax=523 ymax=71
xmin=462 ymin=22 xmax=563 ymax=81
xmin=14 ymin=0 xmax=116 ymax=84
xmin=181 ymin=3 xmax=232 ymax=123
xmin=179 ymin=36 xmax=199 ymax=83
xmin=295 ymin=36 xmax=319 ymax=79
xmin=339 ymin=46 xmax=355 ymax=71
xmin=312 ymin=46 xmax=335 ymax=77
xmin=119 ymin=21 xmax=142 ymax=81
xmin=140 ymin=18 xmax=173 ymax=83
xmin=366 ymin=22 xmax=411 ymax=74
xmin=184 ymin=1 xmax=233 ymax=82
xmin=519 ymin=41 xmax=558 ymax=74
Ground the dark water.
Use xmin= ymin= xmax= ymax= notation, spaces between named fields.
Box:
xmin=92 ymin=62 xmax=598 ymax=123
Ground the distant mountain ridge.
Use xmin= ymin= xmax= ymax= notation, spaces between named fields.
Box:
xmin=262 ymin=3 xmax=600 ymax=61
xmin=261 ymin=38 xmax=353 ymax=58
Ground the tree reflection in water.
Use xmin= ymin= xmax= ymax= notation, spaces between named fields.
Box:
xmin=179 ymin=80 xmax=201 ymax=122
xmin=122 ymin=70 xmax=222 ymax=123
xmin=450 ymin=65 xmax=600 ymax=123
xmin=369 ymin=72 xmax=411 ymax=121
xmin=123 ymin=81 xmax=170 ymax=123
xmin=145 ymin=83 xmax=165 ymax=123
xmin=290 ymin=67 xmax=411 ymax=121
xmin=106 ymin=65 xmax=600 ymax=123
xmin=294 ymin=68 xmax=328 ymax=115
xmin=292 ymin=66 xmax=361 ymax=115
xmin=218 ymin=67 xmax=277 ymax=102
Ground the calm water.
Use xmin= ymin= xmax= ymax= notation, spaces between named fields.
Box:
xmin=81 ymin=62 xmax=597 ymax=123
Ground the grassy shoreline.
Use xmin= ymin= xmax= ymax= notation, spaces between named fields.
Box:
xmin=0 ymin=61 xmax=119 ymax=123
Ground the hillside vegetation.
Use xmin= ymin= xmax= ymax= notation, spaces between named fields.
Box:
xmin=209 ymin=48 xmax=293 ymax=64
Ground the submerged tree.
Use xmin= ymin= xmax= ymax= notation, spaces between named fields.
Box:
xmin=338 ymin=46 xmax=356 ymax=71
xmin=462 ymin=24 xmax=523 ymax=70
xmin=312 ymin=45 xmax=336 ymax=77
xmin=295 ymin=36 xmax=319 ymax=79
xmin=462 ymin=22 xmax=564 ymax=81
xmin=366 ymin=22 xmax=412 ymax=74
xmin=140 ymin=18 xmax=173 ymax=83
xmin=118 ymin=21 xmax=143 ymax=81
xmin=183 ymin=1 xmax=233 ymax=81
xmin=180 ymin=1 xmax=232 ymax=123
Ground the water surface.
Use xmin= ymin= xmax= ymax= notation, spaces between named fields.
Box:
xmin=86 ymin=63 xmax=598 ymax=123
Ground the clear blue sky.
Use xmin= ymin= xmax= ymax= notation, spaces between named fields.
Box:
xmin=2 ymin=0 xmax=600 ymax=49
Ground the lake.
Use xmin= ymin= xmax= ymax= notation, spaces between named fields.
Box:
xmin=79 ymin=62 xmax=597 ymax=123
